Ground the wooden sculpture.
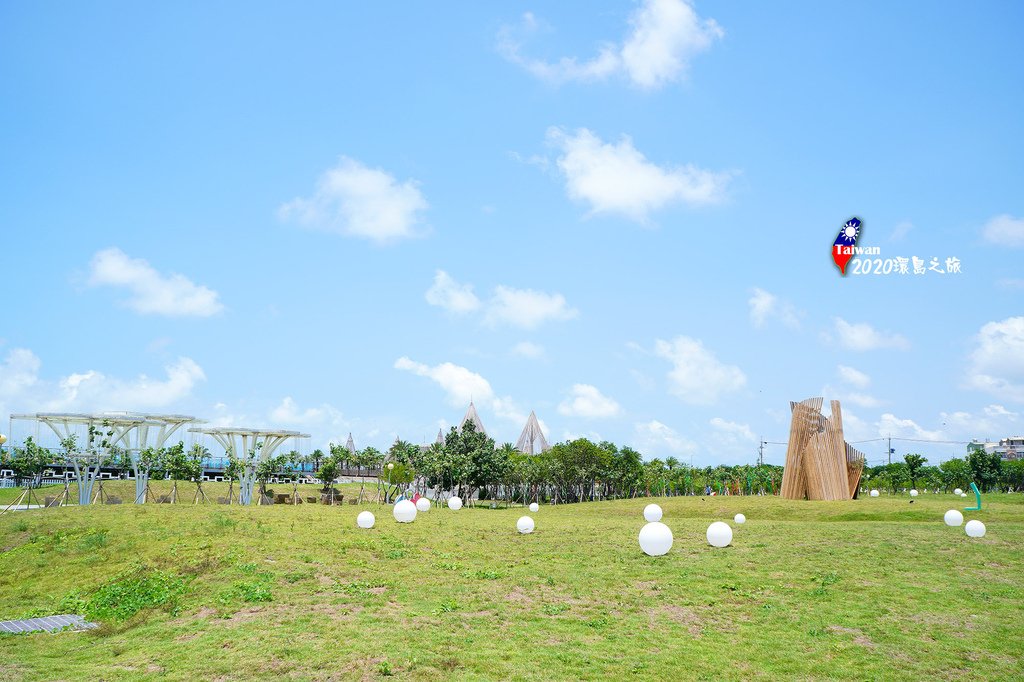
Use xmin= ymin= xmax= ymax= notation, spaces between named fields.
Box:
xmin=780 ymin=398 xmax=865 ymax=501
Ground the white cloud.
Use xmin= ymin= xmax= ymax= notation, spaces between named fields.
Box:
xmin=654 ymin=336 xmax=746 ymax=405
xmin=498 ymin=0 xmax=723 ymax=89
xmin=876 ymin=413 xmax=943 ymax=442
xmin=425 ymin=273 xmax=577 ymax=330
xmin=965 ymin=316 xmax=1024 ymax=401
xmin=981 ymin=214 xmax=1024 ymax=248
xmin=748 ymin=287 xmax=800 ymax=328
xmin=548 ymin=127 xmax=730 ymax=222
xmin=511 ymin=341 xmax=545 ymax=359
xmin=87 ymin=248 xmax=223 ymax=317
xmin=837 ymin=365 xmax=871 ymax=389
xmin=394 ymin=357 xmax=493 ymax=407
xmin=889 ymin=221 xmax=913 ymax=241
xmin=998 ymin=278 xmax=1024 ymax=290
xmin=485 ymin=285 xmax=578 ymax=329
xmin=709 ymin=417 xmax=756 ymax=442
xmin=831 ymin=317 xmax=910 ymax=352
xmin=270 ymin=396 xmax=347 ymax=429
xmin=425 ymin=270 xmax=481 ymax=314
xmin=0 ymin=348 xmax=41 ymax=396
xmin=634 ymin=419 xmax=697 ymax=456
xmin=278 ymin=156 xmax=428 ymax=244
xmin=558 ymin=384 xmax=622 ymax=419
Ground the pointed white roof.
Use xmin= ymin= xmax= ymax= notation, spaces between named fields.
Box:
xmin=345 ymin=432 xmax=356 ymax=454
xmin=515 ymin=410 xmax=550 ymax=454
xmin=459 ymin=401 xmax=487 ymax=436
xmin=435 ymin=428 xmax=445 ymax=445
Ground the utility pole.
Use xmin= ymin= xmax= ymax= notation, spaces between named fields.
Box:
xmin=888 ymin=434 xmax=893 ymax=464
xmin=758 ymin=438 xmax=765 ymax=467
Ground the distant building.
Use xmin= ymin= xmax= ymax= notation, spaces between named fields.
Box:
xmin=968 ymin=437 xmax=1023 ymax=461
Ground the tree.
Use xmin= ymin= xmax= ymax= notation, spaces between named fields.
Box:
xmin=317 ymin=456 xmax=339 ymax=490
xmin=2 ymin=436 xmax=50 ymax=487
xmin=904 ymin=453 xmax=927 ymax=489
xmin=310 ymin=448 xmax=326 ymax=471
xmin=967 ymin=449 xmax=1003 ymax=492
xmin=939 ymin=458 xmax=970 ymax=492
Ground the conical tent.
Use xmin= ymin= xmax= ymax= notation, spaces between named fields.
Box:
xmin=459 ymin=401 xmax=487 ymax=436
xmin=515 ymin=411 xmax=550 ymax=454
xmin=345 ymin=433 xmax=355 ymax=455
xmin=435 ymin=428 xmax=445 ymax=445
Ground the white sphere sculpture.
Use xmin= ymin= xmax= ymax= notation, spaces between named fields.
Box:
xmin=643 ymin=504 xmax=663 ymax=522
xmin=529 ymin=502 xmax=539 ymax=513
xmin=447 ymin=496 xmax=463 ymax=510
xmin=870 ymin=489 xmax=880 ymax=497
xmin=516 ymin=516 xmax=535 ymax=534
xmin=706 ymin=521 xmax=733 ymax=548
xmin=415 ymin=497 xmax=431 ymax=512
xmin=393 ymin=499 xmax=417 ymax=523
xmin=965 ymin=520 xmax=986 ymax=538
xmin=954 ymin=488 xmax=963 ymax=496
xmin=944 ymin=509 xmax=964 ymax=527
xmin=356 ymin=511 xmax=375 ymax=529
xmin=910 ymin=489 xmax=918 ymax=497
xmin=734 ymin=513 xmax=746 ymax=524
xmin=961 ymin=493 xmax=968 ymax=498
xmin=638 ymin=521 xmax=673 ymax=556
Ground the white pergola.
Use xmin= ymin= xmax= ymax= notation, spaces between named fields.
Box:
xmin=11 ymin=412 xmax=148 ymax=505
xmin=188 ymin=427 xmax=309 ymax=505
xmin=111 ymin=413 xmax=204 ymax=503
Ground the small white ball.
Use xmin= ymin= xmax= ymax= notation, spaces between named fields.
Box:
xmin=529 ymin=502 xmax=539 ymax=513
xmin=638 ymin=521 xmax=673 ymax=556
xmin=643 ymin=503 xmax=663 ymax=522
xmin=393 ymin=499 xmax=417 ymax=523
xmin=965 ymin=520 xmax=986 ymax=538
xmin=943 ymin=509 xmax=964 ymax=527
xmin=415 ymin=497 xmax=431 ymax=512
xmin=910 ymin=489 xmax=918 ymax=497
xmin=447 ymin=496 xmax=463 ymax=510
xmin=734 ymin=513 xmax=746 ymax=524
xmin=870 ymin=489 xmax=879 ymax=497
xmin=954 ymin=488 xmax=963 ymax=496
xmin=961 ymin=493 xmax=968 ymax=498
xmin=516 ymin=516 xmax=535 ymax=534
xmin=356 ymin=511 xmax=375 ymax=529
xmin=707 ymin=521 xmax=733 ymax=548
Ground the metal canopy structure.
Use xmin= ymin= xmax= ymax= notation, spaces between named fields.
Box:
xmin=117 ymin=413 xmax=203 ymax=503
xmin=459 ymin=401 xmax=487 ymax=436
xmin=11 ymin=412 xmax=147 ymax=505
xmin=515 ymin=411 xmax=550 ymax=454
xmin=188 ymin=427 xmax=309 ymax=505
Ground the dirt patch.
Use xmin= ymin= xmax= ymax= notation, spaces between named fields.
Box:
xmin=653 ymin=604 xmax=702 ymax=636
xmin=505 ymin=586 xmax=536 ymax=605
xmin=367 ymin=586 xmax=386 ymax=595
xmin=635 ymin=580 xmax=660 ymax=595
xmin=826 ymin=625 xmax=876 ymax=649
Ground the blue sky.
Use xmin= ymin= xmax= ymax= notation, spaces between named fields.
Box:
xmin=2 ymin=0 xmax=1022 ymax=466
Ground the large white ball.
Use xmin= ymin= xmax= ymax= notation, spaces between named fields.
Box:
xmin=643 ymin=504 xmax=663 ymax=522
xmin=965 ymin=520 xmax=986 ymax=538
xmin=638 ymin=521 xmax=673 ymax=556
xmin=707 ymin=521 xmax=733 ymax=548
xmin=734 ymin=513 xmax=746 ymax=524
xmin=447 ymin=496 xmax=463 ymax=510
xmin=954 ymin=488 xmax=963 ymax=495
xmin=516 ymin=516 xmax=535 ymax=534
xmin=529 ymin=502 xmax=539 ymax=513
xmin=870 ymin=489 xmax=880 ymax=497
xmin=910 ymin=489 xmax=918 ymax=497
xmin=356 ymin=511 xmax=375 ymax=529
xmin=944 ymin=509 xmax=964 ymax=527
xmin=393 ymin=500 xmax=417 ymax=523
xmin=415 ymin=497 xmax=431 ymax=512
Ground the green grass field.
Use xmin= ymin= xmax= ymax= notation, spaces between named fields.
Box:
xmin=1 ymin=488 xmax=1021 ymax=681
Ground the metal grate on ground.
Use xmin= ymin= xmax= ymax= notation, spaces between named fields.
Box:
xmin=0 ymin=615 xmax=98 ymax=634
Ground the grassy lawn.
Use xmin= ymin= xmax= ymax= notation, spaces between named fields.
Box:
xmin=0 ymin=492 xmax=1021 ymax=680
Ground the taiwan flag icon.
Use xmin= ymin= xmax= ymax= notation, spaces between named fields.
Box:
xmin=832 ymin=218 xmax=862 ymax=275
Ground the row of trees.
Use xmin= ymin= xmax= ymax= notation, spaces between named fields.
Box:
xmin=6 ymin=431 xmax=1023 ymax=503
xmin=864 ymin=451 xmax=1023 ymax=494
